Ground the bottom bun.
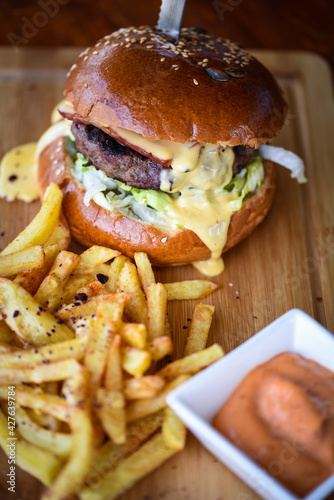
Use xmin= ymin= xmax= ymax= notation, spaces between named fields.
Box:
xmin=38 ymin=137 xmax=276 ymax=266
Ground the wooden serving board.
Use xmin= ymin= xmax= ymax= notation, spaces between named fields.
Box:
xmin=0 ymin=48 xmax=333 ymax=500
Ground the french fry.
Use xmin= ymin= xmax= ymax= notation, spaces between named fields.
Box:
xmin=105 ymin=335 xmax=122 ymax=392
xmin=85 ymin=298 xmax=126 ymax=392
xmin=96 ymin=388 xmax=126 ymax=445
xmin=0 ymin=409 xmax=62 ymax=486
xmin=0 ymin=385 xmax=70 ymax=423
xmin=73 ymin=315 xmax=95 ymax=340
xmin=164 ymin=280 xmax=220 ymax=300
xmin=0 ymin=188 xmax=224 ymax=500
xmin=15 ymin=407 xmax=72 ymax=458
xmin=149 ymin=336 xmax=173 ymax=362
xmin=119 ymin=322 xmax=147 ymax=349
xmin=0 ymin=358 xmax=82 ymax=384
xmin=162 ymin=407 xmax=187 ymax=451
xmin=158 ymin=343 xmax=224 ymax=380
xmin=147 ymin=283 xmax=168 ymax=340
xmin=118 ymin=261 xmax=148 ymax=324
xmin=73 ymin=280 xmax=107 ymax=301
xmin=14 ymin=244 xmax=60 ymax=295
xmin=75 ymin=246 xmax=120 ymax=274
xmin=84 ymin=411 xmax=164 ymax=489
xmin=34 ymin=250 xmax=80 ymax=311
xmin=121 ymin=346 xmax=151 ymax=378
xmin=0 ymin=244 xmax=44 ymax=277
xmin=56 ymin=274 xmax=95 ymax=305
xmin=124 ymin=375 xmax=166 ymax=399
xmin=0 ymin=182 xmax=63 ymax=256
xmin=184 ymin=303 xmax=215 ymax=356
xmin=0 ymin=337 xmax=87 ymax=368
xmin=40 ymin=381 xmax=61 ymax=432
xmin=98 ymin=335 xmax=126 ymax=444
xmin=134 ymin=252 xmax=156 ymax=295
xmin=80 ymin=431 xmax=181 ymax=500
xmin=0 ymin=343 xmax=17 ymax=353
xmin=43 ymin=366 xmax=93 ymax=500
xmin=55 ymin=292 xmax=126 ymax=322
xmin=44 ymin=212 xmax=71 ymax=250
xmin=0 ymin=320 xmax=13 ymax=343
xmin=105 ymin=254 xmax=130 ymax=293
xmin=25 ymin=408 xmax=60 ymax=432
xmin=126 ymin=374 xmax=190 ymax=423
xmin=0 ymin=278 xmax=74 ymax=346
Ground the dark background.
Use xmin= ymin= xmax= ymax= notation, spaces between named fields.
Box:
xmin=1 ymin=0 xmax=334 ymax=74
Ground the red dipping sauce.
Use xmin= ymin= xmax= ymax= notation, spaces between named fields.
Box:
xmin=212 ymin=352 xmax=334 ymax=497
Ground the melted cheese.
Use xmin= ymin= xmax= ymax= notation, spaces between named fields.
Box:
xmin=0 ymin=143 xmax=40 ymax=202
xmin=0 ymin=120 xmax=70 ymax=203
xmin=111 ymin=122 xmax=236 ymax=276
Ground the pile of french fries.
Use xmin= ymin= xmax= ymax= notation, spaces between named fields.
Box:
xmin=0 ymin=183 xmax=224 ymax=500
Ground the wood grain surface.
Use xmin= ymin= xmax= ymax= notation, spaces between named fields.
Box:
xmin=0 ymin=46 xmax=333 ymax=500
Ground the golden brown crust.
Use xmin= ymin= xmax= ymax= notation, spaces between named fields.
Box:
xmin=38 ymin=138 xmax=276 ymax=266
xmin=64 ymin=27 xmax=287 ymax=147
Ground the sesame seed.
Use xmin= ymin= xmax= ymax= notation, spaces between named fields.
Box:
xmin=174 ymin=66 xmax=180 ymax=71
xmin=55 ymin=166 xmax=64 ymax=175
xmin=92 ymin=51 xmax=98 ymax=55
xmin=193 ymin=79 xmax=199 ymax=85
xmin=146 ymin=44 xmax=154 ymax=49
xmin=160 ymin=57 xmax=166 ymax=62
xmin=84 ymin=83 xmax=88 ymax=88
xmin=84 ymin=56 xmax=88 ymax=61
xmin=161 ymin=237 xmax=167 ymax=243
xmin=104 ymin=40 xmax=111 ymax=46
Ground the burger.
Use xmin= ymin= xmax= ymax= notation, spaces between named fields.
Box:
xmin=37 ymin=26 xmax=305 ymax=276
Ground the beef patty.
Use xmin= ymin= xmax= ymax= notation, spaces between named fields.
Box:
xmin=71 ymin=122 xmax=256 ymax=191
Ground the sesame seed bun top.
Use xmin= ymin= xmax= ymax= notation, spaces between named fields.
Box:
xmin=64 ymin=26 xmax=288 ymax=147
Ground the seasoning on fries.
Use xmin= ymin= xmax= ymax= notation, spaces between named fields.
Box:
xmin=0 ymin=183 xmax=223 ymax=500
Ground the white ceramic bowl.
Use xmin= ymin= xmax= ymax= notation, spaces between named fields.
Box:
xmin=167 ymin=309 xmax=334 ymax=500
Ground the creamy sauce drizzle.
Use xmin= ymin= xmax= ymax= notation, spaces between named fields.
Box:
xmin=0 ymin=106 xmax=70 ymax=204
xmin=111 ymin=123 xmax=236 ymax=276
xmin=0 ymin=143 xmax=40 ymax=202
